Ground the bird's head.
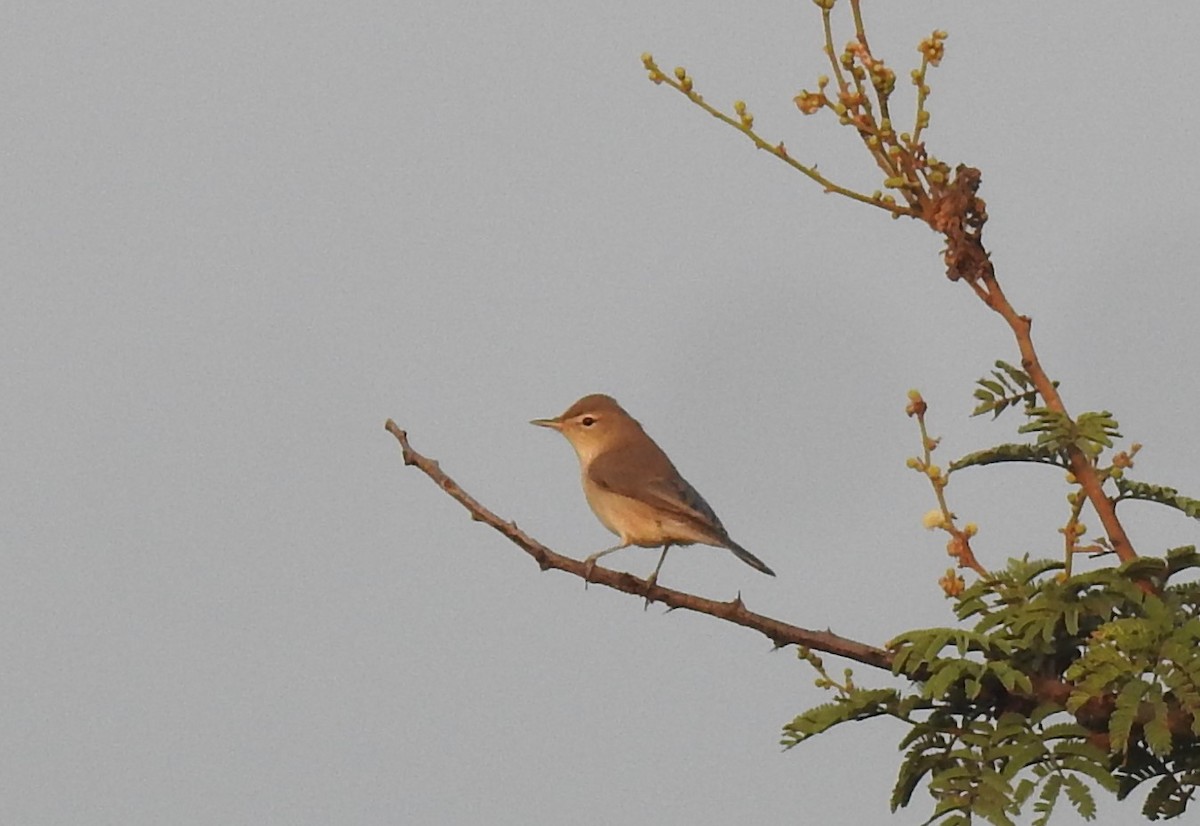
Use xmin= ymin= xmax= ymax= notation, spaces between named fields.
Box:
xmin=530 ymin=393 xmax=639 ymax=465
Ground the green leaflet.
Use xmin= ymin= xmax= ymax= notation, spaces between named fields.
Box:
xmin=970 ymin=359 xmax=1054 ymax=419
xmin=1116 ymin=479 xmax=1200 ymax=521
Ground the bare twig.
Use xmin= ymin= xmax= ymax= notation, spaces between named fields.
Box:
xmin=385 ymin=419 xmax=894 ymax=671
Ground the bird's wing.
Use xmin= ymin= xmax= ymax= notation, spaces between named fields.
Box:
xmin=587 ymin=446 xmax=729 ymax=540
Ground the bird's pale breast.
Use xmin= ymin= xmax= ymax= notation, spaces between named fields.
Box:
xmin=582 ymin=474 xmax=713 ymax=548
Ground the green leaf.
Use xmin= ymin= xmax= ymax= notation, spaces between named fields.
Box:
xmin=1062 ymin=773 xmax=1096 ymax=819
xmin=1144 ymin=684 xmax=1172 ymax=756
xmin=979 ymin=379 xmax=1006 ymax=396
xmin=893 ymin=750 xmax=948 ymax=812
xmin=1056 ymin=754 xmax=1120 ymax=793
xmin=995 ymin=360 xmax=1032 ymax=390
xmin=949 ymin=443 xmax=1064 ymax=473
xmin=1031 ymin=774 xmax=1062 ymax=826
xmin=985 ymin=662 xmax=1033 ymax=695
xmin=780 ymin=688 xmax=900 ymax=747
xmin=992 ymin=742 xmax=1047 ymax=781
xmin=1108 ymin=681 xmax=1147 ymax=753
xmin=969 ymin=360 xmax=1049 ymax=418
xmin=1166 ymin=545 xmax=1200 ymax=576
xmin=1012 ymin=777 xmax=1036 ymax=807
xmin=923 ymin=660 xmax=971 ymax=700
xmin=1119 ymin=556 xmax=1168 ymax=582
xmin=1115 ymin=478 xmax=1200 ymax=521
xmin=1075 ymin=410 xmax=1121 ymax=451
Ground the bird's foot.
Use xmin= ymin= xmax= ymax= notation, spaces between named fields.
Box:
xmin=642 ymin=571 xmax=658 ymax=611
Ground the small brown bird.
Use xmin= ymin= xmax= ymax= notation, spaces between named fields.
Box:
xmin=531 ymin=394 xmax=775 ymax=589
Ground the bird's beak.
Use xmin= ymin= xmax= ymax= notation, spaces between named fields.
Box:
xmin=529 ymin=417 xmax=562 ymax=430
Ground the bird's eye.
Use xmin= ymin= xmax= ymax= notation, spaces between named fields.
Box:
xmin=580 ymin=416 xmax=596 ymax=427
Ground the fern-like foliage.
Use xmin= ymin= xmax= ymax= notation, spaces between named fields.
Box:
xmin=1019 ymin=409 xmax=1121 ymax=458
xmin=972 ymin=361 xmax=1056 ymax=419
xmin=783 ymin=551 xmax=1200 ymax=823
xmin=1115 ymin=479 xmax=1200 ymax=521
xmin=949 ymin=443 xmax=1065 ymax=474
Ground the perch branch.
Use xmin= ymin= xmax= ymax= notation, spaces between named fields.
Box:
xmin=385 ymin=419 xmax=893 ymax=671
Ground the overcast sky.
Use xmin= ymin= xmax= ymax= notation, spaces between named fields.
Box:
xmin=5 ymin=2 xmax=1200 ymax=824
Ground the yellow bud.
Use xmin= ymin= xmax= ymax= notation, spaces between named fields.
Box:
xmin=938 ymin=568 xmax=965 ymax=597
xmin=964 ymin=522 xmax=978 ymax=537
xmin=922 ymin=509 xmax=947 ymax=530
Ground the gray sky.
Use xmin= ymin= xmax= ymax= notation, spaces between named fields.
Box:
xmin=5 ymin=2 xmax=1199 ymax=824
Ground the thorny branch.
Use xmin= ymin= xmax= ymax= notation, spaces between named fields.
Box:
xmin=385 ymin=419 xmax=893 ymax=672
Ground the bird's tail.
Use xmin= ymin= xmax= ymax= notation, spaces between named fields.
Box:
xmin=725 ymin=540 xmax=776 ymax=577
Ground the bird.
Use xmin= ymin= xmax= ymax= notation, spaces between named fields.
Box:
xmin=530 ymin=393 xmax=775 ymax=593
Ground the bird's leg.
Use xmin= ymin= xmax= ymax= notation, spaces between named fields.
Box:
xmin=582 ymin=543 xmax=629 ymax=587
xmin=643 ymin=544 xmax=672 ymax=609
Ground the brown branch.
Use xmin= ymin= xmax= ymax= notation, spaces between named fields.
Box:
xmin=930 ymin=167 xmax=1137 ymax=564
xmin=1028 ymin=675 xmax=1198 ymax=745
xmin=385 ymin=419 xmax=893 ymax=671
